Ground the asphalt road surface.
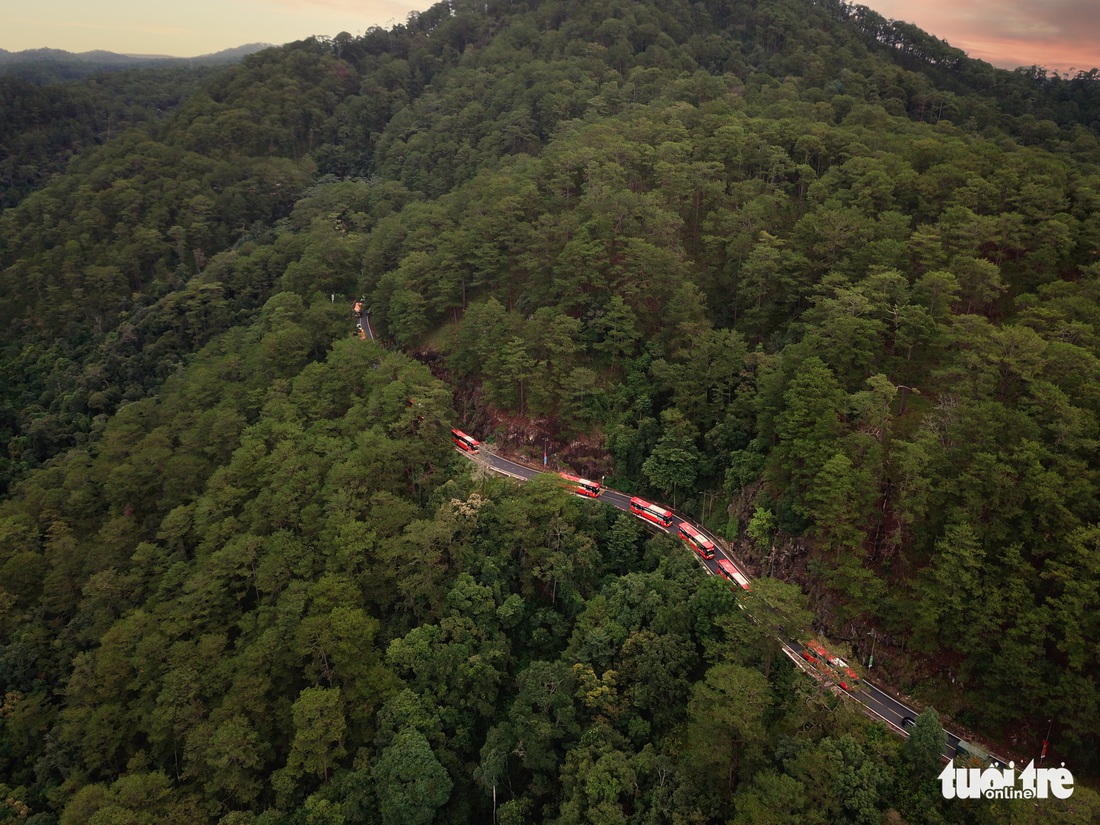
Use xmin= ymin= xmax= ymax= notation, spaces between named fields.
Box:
xmin=356 ymin=307 xmax=376 ymax=340
xmin=468 ymin=445 xmax=999 ymax=765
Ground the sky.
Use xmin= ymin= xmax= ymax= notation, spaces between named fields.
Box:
xmin=1 ymin=0 xmax=1097 ymax=73
xmin=2 ymin=0 xmax=424 ymax=57
xmin=865 ymin=0 xmax=1100 ymax=73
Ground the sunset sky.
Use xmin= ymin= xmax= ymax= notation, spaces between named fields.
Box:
xmin=2 ymin=0 xmax=1097 ymax=73
xmin=867 ymin=0 xmax=1099 ymax=73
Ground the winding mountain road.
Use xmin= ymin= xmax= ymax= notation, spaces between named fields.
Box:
xmin=464 ymin=444 xmax=995 ymax=765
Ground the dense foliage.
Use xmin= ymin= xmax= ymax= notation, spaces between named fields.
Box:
xmin=0 ymin=66 xmax=226 ymax=210
xmin=2 ymin=0 xmax=1100 ymax=821
xmin=4 ymin=308 xmax=1094 ymax=823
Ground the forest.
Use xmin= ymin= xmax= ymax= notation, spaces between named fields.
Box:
xmin=1 ymin=0 xmax=1100 ymax=822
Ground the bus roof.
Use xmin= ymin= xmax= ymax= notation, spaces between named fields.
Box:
xmin=631 ymin=496 xmax=671 ymax=515
xmin=805 ymin=640 xmax=828 ymax=657
xmin=718 ymin=559 xmax=751 ymax=588
xmin=561 ymin=472 xmax=598 ymax=486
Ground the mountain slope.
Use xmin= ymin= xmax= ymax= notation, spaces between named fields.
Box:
xmin=1 ymin=2 xmax=1100 ymax=821
xmin=0 ymin=43 xmax=271 ymax=83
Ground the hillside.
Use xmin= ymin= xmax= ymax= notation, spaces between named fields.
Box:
xmin=0 ymin=44 xmax=271 ymax=83
xmin=0 ymin=65 xmax=235 ymax=210
xmin=1 ymin=0 xmax=1100 ymax=822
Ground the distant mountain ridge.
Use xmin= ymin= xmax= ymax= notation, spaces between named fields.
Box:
xmin=0 ymin=43 xmax=272 ymax=81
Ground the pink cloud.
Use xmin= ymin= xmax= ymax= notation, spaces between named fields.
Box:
xmin=861 ymin=0 xmax=1100 ymax=71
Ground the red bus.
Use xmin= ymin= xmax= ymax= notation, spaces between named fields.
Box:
xmin=678 ymin=522 xmax=715 ymax=559
xmin=827 ymin=654 xmax=859 ymax=691
xmin=801 ymin=640 xmax=828 ymax=666
xmin=451 ymin=428 xmax=479 ymax=452
xmin=802 ymin=640 xmax=858 ymax=691
xmin=560 ymin=472 xmax=601 ymax=498
xmin=629 ymin=496 xmax=673 ymax=528
xmin=716 ymin=558 xmax=751 ymax=590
